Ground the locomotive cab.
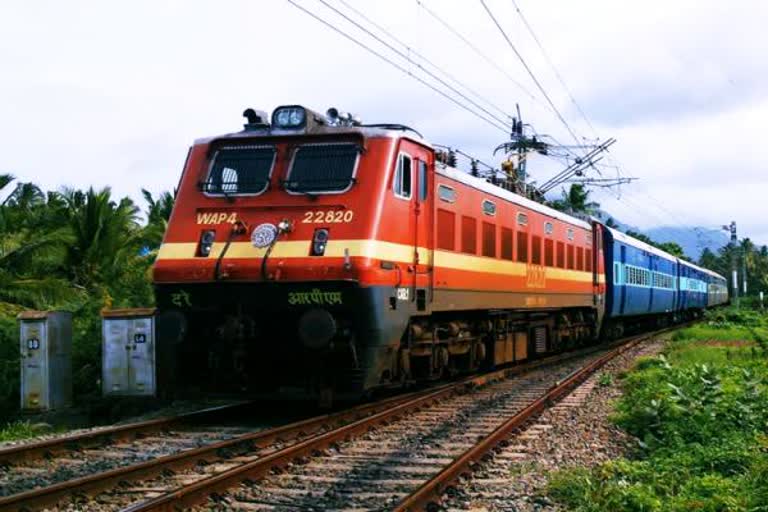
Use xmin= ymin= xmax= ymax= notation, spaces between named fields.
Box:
xmin=153 ymin=105 xmax=434 ymax=401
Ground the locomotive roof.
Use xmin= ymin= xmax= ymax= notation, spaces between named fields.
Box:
xmin=194 ymin=125 xmax=427 ymax=146
xmin=436 ymin=165 xmax=592 ymax=230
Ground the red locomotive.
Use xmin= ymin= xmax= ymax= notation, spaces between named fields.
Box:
xmin=153 ymin=105 xmax=635 ymax=401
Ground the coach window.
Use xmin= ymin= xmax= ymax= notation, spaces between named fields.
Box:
xmin=517 ymin=231 xmax=529 ymax=263
xmin=585 ymin=249 xmax=593 ymax=272
xmin=544 ymin=222 xmax=553 ymax=235
xmin=461 ymin=216 xmax=477 ymax=254
xmin=482 ymin=222 xmax=496 ymax=257
xmin=556 ymin=241 xmax=565 ymax=269
xmin=394 ymin=153 xmax=412 ymax=199
xmin=567 ymin=244 xmax=575 ymax=270
xmin=576 ymin=247 xmax=584 ymax=271
xmin=418 ymin=160 xmax=428 ymax=201
xmin=517 ymin=212 xmax=528 ymax=226
xmin=567 ymin=228 xmax=575 ymax=241
xmin=501 ymin=227 xmax=514 ymax=260
xmin=531 ymin=236 xmax=542 ymax=265
xmin=544 ymin=239 xmax=554 ymax=266
xmin=482 ymin=199 xmax=496 ymax=216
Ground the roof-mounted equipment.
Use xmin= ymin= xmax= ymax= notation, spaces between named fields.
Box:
xmin=242 ymin=108 xmax=270 ymax=131
xmin=326 ymin=107 xmax=362 ymax=127
xmin=271 ymin=105 xmax=331 ymax=133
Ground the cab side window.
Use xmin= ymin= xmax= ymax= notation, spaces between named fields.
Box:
xmin=394 ymin=153 xmax=412 ymax=199
xmin=418 ymin=160 xmax=428 ymax=201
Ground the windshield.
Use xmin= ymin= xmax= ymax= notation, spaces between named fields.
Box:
xmin=283 ymin=143 xmax=360 ymax=194
xmin=202 ymin=145 xmax=276 ymax=195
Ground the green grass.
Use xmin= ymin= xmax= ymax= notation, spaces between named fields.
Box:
xmin=598 ymin=372 xmax=614 ymax=387
xmin=547 ymin=307 xmax=768 ymax=511
xmin=0 ymin=420 xmax=56 ymax=443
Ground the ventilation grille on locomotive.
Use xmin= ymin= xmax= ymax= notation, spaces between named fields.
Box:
xmin=534 ymin=326 xmax=547 ymax=353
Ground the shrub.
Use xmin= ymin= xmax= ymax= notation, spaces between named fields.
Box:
xmin=548 ymin=309 xmax=768 ymax=511
xmin=0 ymin=314 xmax=20 ymax=420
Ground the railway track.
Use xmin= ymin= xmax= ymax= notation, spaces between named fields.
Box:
xmin=0 ymin=402 xmax=264 ymax=497
xmin=0 ymin=402 xmax=262 ymax=466
xmin=0 ymin=329 xmax=672 ymax=511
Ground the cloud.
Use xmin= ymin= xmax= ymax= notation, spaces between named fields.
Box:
xmin=0 ymin=0 xmax=765 ymax=246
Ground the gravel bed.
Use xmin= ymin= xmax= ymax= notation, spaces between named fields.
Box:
xmin=0 ymin=399 xmax=238 ymax=449
xmin=445 ymin=338 xmax=667 ymax=512
xmin=179 ymin=352 xmax=609 ymax=512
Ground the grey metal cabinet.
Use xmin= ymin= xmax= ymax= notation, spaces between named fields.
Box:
xmin=102 ymin=309 xmax=156 ymax=396
xmin=18 ymin=311 xmax=72 ymax=411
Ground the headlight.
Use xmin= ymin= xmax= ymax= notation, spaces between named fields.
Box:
xmin=272 ymin=106 xmax=306 ymax=129
xmin=311 ymin=228 xmax=329 ymax=256
xmin=197 ymin=230 xmax=216 ymax=257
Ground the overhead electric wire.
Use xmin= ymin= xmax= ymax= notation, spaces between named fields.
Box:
xmin=334 ymin=0 xmax=513 ymax=122
xmin=312 ymin=0 xmax=513 ymax=131
xmin=285 ymin=0 xmax=510 ymax=133
xmin=509 ymin=0 xmax=600 ymax=139
xmin=592 ymin=188 xmax=673 ymax=229
xmin=413 ymin=0 xmax=545 ymax=109
xmin=501 ymin=7 xmax=710 ymax=241
xmin=479 ymin=0 xmax=585 ymax=150
xmin=632 ymin=185 xmax=702 ymax=227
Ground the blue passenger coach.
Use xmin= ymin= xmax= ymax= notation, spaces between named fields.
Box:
xmin=603 ymin=226 xmax=679 ymax=320
xmin=704 ymin=268 xmax=729 ymax=307
xmin=679 ymin=260 xmax=728 ymax=309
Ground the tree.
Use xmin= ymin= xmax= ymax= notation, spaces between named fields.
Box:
xmin=550 ymin=184 xmax=601 ymax=216
xmin=62 ymin=187 xmax=142 ymax=292
xmin=699 ymin=247 xmax=719 ymax=271
xmin=0 ymin=179 xmax=175 ymax=417
xmin=657 ymin=242 xmax=686 ymax=259
xmin=2 ymin=182 xmax=44 ymax=209
xmin=0 ymin=174 xmax=13 ymax=192
xmin=624 ymin=230 xmax=693 ymax=262
xmin=141 ymin=189 xmax=175 ymax=250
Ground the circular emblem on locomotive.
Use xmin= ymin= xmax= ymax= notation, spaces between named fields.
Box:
xmin=251 ymin=223 xmax=278 ymax=248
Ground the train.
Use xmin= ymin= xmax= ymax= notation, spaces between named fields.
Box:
xmin=152 ymin=104 xmax=728 ymax=402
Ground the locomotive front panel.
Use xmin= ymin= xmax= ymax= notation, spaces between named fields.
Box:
xmin=153 ymin=108 xmax=425 ymax=400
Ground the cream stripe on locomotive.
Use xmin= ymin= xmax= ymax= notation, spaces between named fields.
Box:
xmin=156 ymin=240 xmax=423 ymax=261
xmin=156 ymin=240 xmax=597 ymax=283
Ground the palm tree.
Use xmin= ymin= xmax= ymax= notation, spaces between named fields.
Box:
xmin=0 ymin=175 xmax=11 ymax=231
xmin=0 ymin=227 xmax=75 ymax=309
xmin=63 ymin=187 xmax=142 ymax=289
xmin=142 ymin=189 xmax=175 ymax=225
xmin=563 ymin=184 xmax=600 ymax=215
xmin=2 ymin=182 xmax=44 ymax=209
xmin=0 ymin=174 xmax=13 ymax=192
xmin=550 ymin=184 xmax=601 ymax=216
xmin=141 ymin=189 xmax=175 ymax=250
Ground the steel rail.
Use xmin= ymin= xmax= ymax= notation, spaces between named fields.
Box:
xmin=392 ymin=331 xmax=655 ymax=512
xmin=118 ymin=386 xmax=473 ymax=511
xmin=0 ymin=384 xmax=458 ymax=512
xmin=0 ymin=329 xmax=674 ymax=512
xmin=114 ymin=343 xmax=620 ymax=512
xmin=0 ymin=402 xmax=252 ymax=466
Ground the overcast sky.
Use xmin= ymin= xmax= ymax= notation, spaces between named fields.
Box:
xmin=1 ymin=0 xmax=766 ymax=246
